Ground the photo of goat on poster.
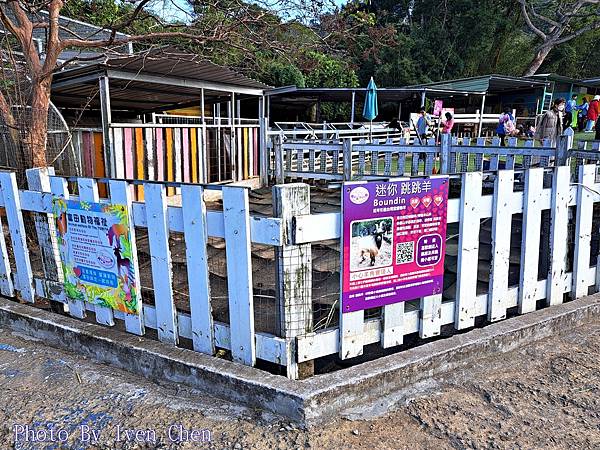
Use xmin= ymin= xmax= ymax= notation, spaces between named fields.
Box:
xmin=350 ymin=218 xmax=393 ymax=271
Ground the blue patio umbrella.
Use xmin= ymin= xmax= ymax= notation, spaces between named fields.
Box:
xmin=362 ymin=77 xmax=378 ymax=140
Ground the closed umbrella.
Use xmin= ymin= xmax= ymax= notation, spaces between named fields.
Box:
xmin=362 ymin=77 xmax=378 ymax=141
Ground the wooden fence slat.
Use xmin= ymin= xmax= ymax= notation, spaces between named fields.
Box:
xmin=156 ymin=128 xmax=164 ymax=182
xmin=109 ymin=179 xmax=145 ymax=335
xmin=183 ymin=128 xmax=190 ymax=183
xmin=454 ymin=171 xmax=482 ymax=329
xmin=0 ymin=172 xmax=34 ymax=302
xmin=113 ymin=128 xmax=124 ymax=179
xmin=82 ymin=131 xmax=94 ymax=177
xmin=222 ymin=186 xmax=256 ymax=366
xmin=573 ymin=164 xmax=595 ymax=298
xmin=382 ymin=302 xmax=404 ymax=348
xmin=77 ymin=178 xmax=114 ymax=326
xmin=124 ymin=128 xmax=134 ymax=180
xmin=145 ymin=127 xmax=155 ymax=181
xmin=419 ymin=294 xmax=442 ymax=338
xmin=135 ymin=128 xmax=145 ymax=200
xmin=547 ymin=165 xmax=570 ymax=306
xmin=166 ymin=128 xmax=174 ymax=195
xmin=181 ymin=185 xmax=214 ymax=355
xmin=488 ymin=170 xmax=514 ymax=322
xmin=518 ymin=167 xmax=544 ymax=314
xmin=50 ymin=177 xmax=86 ymax=317
xmin=174 ymin=128 xmax=182 ymax=194
xmin=144 ymin=183 xmax=178 ymax=344
xmin=191 ymin=127 xmax=198 ymax=183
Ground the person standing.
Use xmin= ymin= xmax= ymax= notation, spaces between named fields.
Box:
xmin=586 ymin=95 xmax=600 ymax=132
xmin=578 ymin=97 xmax=589 ymax=132
xmin=441 ymin=112 xmax=454 ymax=135
xmin=416 ymin=109 xmax=431 ymax=142
xmin=496 ymin=107 xmax=515 ymax=146
xmin=535 ymin=98 xmax=564 ymax=146
xmin=565 ymin=94 xmax=577 ymax=128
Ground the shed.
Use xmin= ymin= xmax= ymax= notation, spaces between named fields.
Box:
xmin=51 ymin=50 xmax=270 ymax=185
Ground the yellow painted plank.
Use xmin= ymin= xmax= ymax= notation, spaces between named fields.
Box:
xmin=135 ymin=128 xmax=145 ymax=200
xmin=166 ymin=128 xmax=174 ymax=196
xmin=191 ymin=127 xmax=198 ymax=183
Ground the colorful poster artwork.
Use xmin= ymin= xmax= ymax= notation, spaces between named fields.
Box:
xmin=433 ymin=99 xmax=444 ymax=116
xmin=53 ymin=198 xmax=139 ymax=315
xmin=342 ymin=177 xmax=449 ymax=313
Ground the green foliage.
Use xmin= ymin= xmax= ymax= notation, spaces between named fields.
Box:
xmin=262 ymin=61 xmax=306 ymax=88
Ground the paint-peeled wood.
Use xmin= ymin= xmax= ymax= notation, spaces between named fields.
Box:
xmin=488 ymin=170 xmax=514 ymax=322
xmin=223 ymin=187 xmax=256 ymax=365
xmin=144 ymin=183 xmax=178 ymax=344
xmin=519 ymin=168 xmax=544 ymax=314
xmin=455 ymin=171 xmax=482 ymax=329
xmin=573 ymin=165 xmax=595 ymax=298
xmin=547 ymin=165 xmax=570 ymax=306
xmin=181 ymin=185 xmax=214 ymax=354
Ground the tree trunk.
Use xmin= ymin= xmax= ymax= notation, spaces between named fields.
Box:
xmin=523 ymin=45 xmax=553 ymax=77
xmin=28 ymin=78 xmax=50 ymax=168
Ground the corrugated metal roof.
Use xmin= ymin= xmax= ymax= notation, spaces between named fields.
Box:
xmin=53 ymin=49 xmax=269 ymax=90
xmin=265 ymin=86 xmax=485 ymax=103
xmin=409 ymin=75 xmax=549 ymax=94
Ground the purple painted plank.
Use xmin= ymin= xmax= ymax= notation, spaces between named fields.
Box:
xmin=156 ymin=128 xmax=164 ymax=181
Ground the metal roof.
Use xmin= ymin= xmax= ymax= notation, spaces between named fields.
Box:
xmin=265 ymin=86 xmax=484 ymax=103
xmin=408 ymin=75 xmax=549 ymax=94
xmin=51 ymin=50 xmax=268 ymax=112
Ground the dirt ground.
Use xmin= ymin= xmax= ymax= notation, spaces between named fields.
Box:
xmin=1 ymin=318 xmax=600 ymax=450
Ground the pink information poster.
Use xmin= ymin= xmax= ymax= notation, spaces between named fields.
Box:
xmin=342 ymin=177 xmax=449 ymax=313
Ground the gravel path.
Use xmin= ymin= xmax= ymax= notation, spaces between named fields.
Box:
xmin=1 ymin=317 xmax=600 ymax=449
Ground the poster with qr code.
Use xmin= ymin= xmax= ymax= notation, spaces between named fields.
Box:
xmin=342 ymin=177 xmax=449 ymax=313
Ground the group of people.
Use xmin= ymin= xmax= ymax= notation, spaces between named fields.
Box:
xmin=567 ymin=94 xmax=600 ymax=133
xmin=495 ymin=94 xmax=600 ymax=147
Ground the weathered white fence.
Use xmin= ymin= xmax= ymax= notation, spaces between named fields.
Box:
xmin=2 ymin=158 xmax=600 ymax=381
xmin=0 ymin=168 xmax=293 ymax=372
xmin=292 ymin=164 xmax=600 ymax=362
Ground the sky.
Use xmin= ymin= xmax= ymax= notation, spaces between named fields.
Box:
xmin=148 ymin=0 xmax=346 ymax=24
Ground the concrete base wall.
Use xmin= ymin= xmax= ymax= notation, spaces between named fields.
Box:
xmin=1 ymin=295 xmax=599 ymax=427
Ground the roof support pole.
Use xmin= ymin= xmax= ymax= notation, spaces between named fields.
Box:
xmin=477 ymin=94 xmax=486 ymax=138
xmin=217 ymin=103 xmax=222 ymax=182
xmin=231 ymin=92 xmax=240 ymax=181
xmin=99 ymin=76 xmax=115 ymax=178
xmin=200 ymin=88 xmax=207 ymax=183
xmin=259 ymin=96 xmax=268 ymax=186
xmin=350 ymin=90 xmax=356 ymax=125
xmin=420 ymin=90 xmax=426 ymax=108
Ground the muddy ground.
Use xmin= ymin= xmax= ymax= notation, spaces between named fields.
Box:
xmin=1 ymin=316 xmax=600 ymax=449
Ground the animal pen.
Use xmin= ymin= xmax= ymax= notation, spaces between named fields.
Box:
xmin=1 ymin=133 xmax=600 ymax=381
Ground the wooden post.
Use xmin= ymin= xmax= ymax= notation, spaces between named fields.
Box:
xmin=556 ymin=133 xmax=571 ymax=166
xmin=477 ymin=95 xmax=486 ymax=138
xmin=273 ymin=183 xmax=313 ymax=379
xmin=342 ymin=138 xmax=352 ymax=181
xmin=99 ymin=76 xmax=115 ymax=178
xmin=440 ymin=133 xmax=451 ymax=174
xmin=274 ymin=133 xmax=284 ymax=184
xmin=26 ymin=168 xmax=63 ymax=299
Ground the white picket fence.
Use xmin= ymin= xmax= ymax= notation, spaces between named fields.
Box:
xmin=0 ymin=168 xmax=289 ymax=371
xmin=1 ymin=163 xmax=600 ymax=380
xmin=292 ymin=165 xmax=599 ymax=362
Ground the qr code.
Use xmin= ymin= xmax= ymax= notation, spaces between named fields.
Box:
xmin=396 ymin=241 xmax=414 ymax=264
